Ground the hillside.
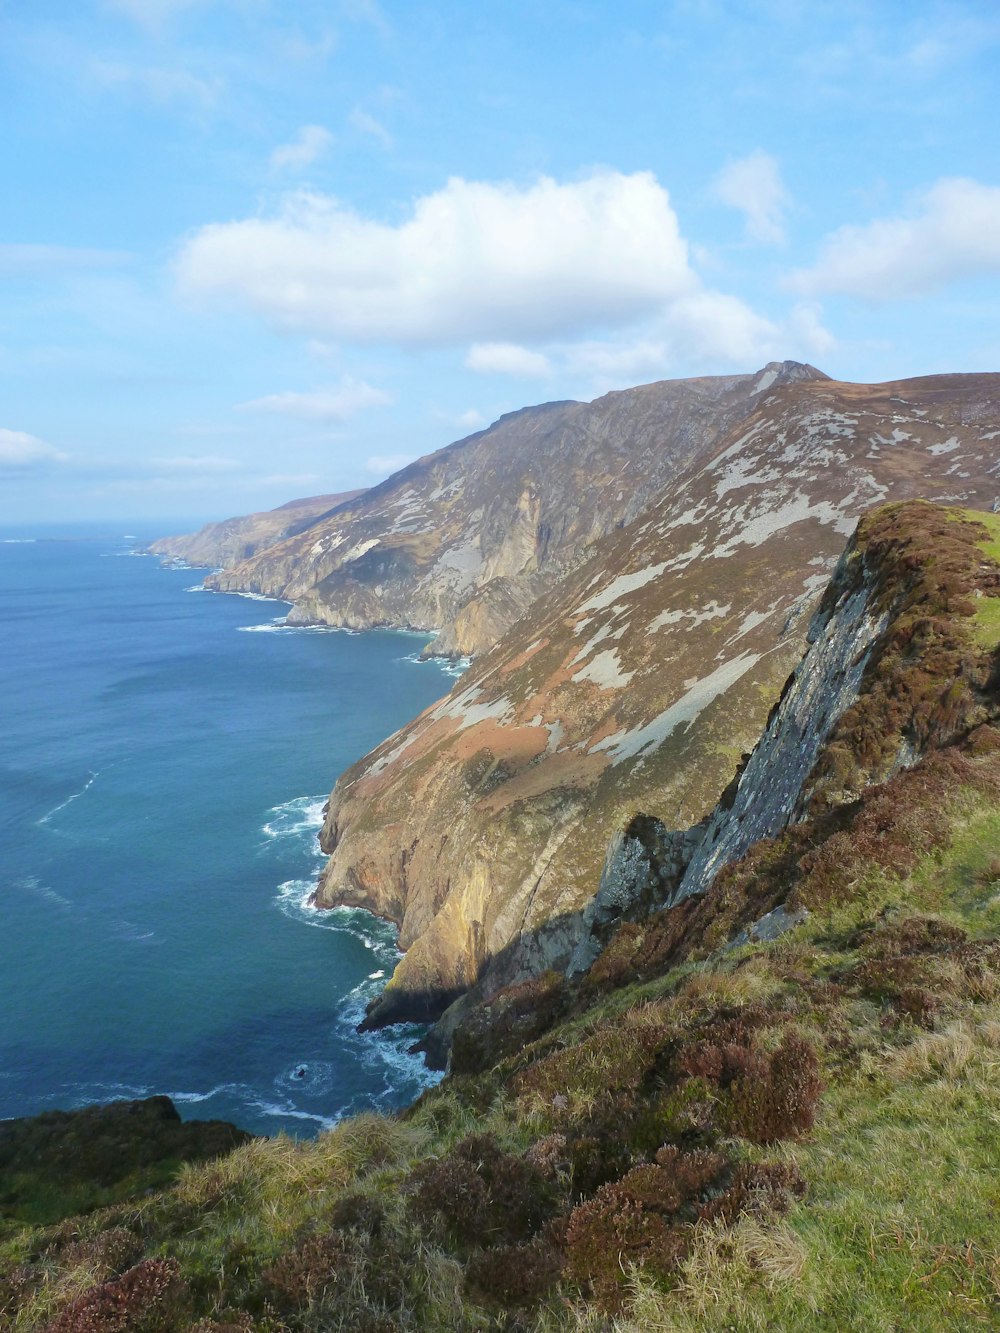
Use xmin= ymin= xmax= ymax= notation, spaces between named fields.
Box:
xmin=4 ymin=501 xmax=1000 ymax=1331
xmin=202 ymin=362 xmax=824 ymax=655
xmin=147 ymin=492 xmax=366 ymax=570
xmin=315 ymin=371 xmax=1000 ymax=1046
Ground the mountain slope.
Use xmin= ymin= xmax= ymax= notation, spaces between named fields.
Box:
xmin=205 ymin=362 xmax=825 ymax=655
xmin=147 ymin=491 xmax=366 ymax=569
xmin=314 ymin=372 xmax=1000 ymax=1041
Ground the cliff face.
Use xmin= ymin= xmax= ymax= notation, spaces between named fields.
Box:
xmin=204 ymin=362 xmax=825 ymax=655
xmin=147 ymin=491 xmax=365 ymax=569
xmin=314 ymin=373 xmax=1000 ymax=1038
xmin=569 ymin=501 xmax=1000 ymax=973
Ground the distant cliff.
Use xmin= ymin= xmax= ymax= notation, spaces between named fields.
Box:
xmin=313 ymin=372 xmax=1000 ymax=1046
xmin=203 ymin=362 xmax=825 ymax=655
xmin=147 ymin=491 xmax=365 ymax=569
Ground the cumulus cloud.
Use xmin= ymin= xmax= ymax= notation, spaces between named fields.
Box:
xmin=555 ymin=293 xmax=834 ymax=390
xmin=790 ymin=177 xmax=1000 ymax=300
xmin=465 ymin=342 xmax=552 ymax=377
xmin=270 ymin=125 xmax=334 ymax=173
xmin=177 ymin=170 xmax=698 ymax=345
xmin=238 ymin=377 xmax=391 ymax=422
xmin=0 ymin=429 xmax=68 ymax=468
xmin=713 ymin=150 xmax=790 ymax=245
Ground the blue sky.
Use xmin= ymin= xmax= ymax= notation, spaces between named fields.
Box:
xmin=2 ymin=0 xmax=999 ymax=523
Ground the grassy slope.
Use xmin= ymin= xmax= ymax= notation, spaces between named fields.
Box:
xmin=3 ymin=503 xmax=1000 ymax=1332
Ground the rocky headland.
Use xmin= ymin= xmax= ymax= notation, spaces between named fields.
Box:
xmin=155 ymin=366 xmax=1000 ymax=1056
xmin=146 ymin=491 xmax=365 ymax=570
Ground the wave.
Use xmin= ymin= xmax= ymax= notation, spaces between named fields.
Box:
xmin=168 ymin=1080 xmax=340 ymax=1131
xmin=237 ymin=620 xmax=358 ymax=635
xmin=261 ymin=795 xmax=327 ymax=845
xmin=111 ymin=919 xmax=157 ymax=943
xmin=37 ymin=771 xmax=98 ymax=826
xmin=15 ymin=875 xmax=73 ymax=911
xmin=228 ymin=590 xmax=287 ymax=603
xmin=1 ymin=538 xmax=37 ymax=544
xmin=185 ymin=583 xmax=207 ymax=593
xmin=273 ymin=884 xmax=399 ymax=965
xmin=399 ymin=650 xmax=471 ymax=679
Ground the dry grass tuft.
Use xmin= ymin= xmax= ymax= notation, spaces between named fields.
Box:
xmin=672 ymin=1215 xmax=808 ymax=1323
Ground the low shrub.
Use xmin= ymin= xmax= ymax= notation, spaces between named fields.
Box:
xmin=408 ymin=1134 xmax=558 ymax=1249
xmin=44 ymin=1258 xmax=187 ymax=1333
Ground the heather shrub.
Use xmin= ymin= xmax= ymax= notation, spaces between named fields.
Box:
xmin=696 ymin=1161 xmax=806 ymax=1227
xmin=563 ymin=1187 xmax=690 ymax=1311
xmin=511 ymin=1020 xmax=671 ymax=1102
xmin=723 ymin=1033 xmax=823 ymax=1144
xmin=257 ymin=1233 xmax=354 ymax=1313
xmin=44 ymin=1257 xmax=187 ymax=1333
xmin=408 ymin=1133 xmax=557 ymax=1248
xmin=0 ymin=1262 xmax=38 ymax=1321
xmin=465 ymin=1237 xmax=562 ymax=1306
xmin=52 ymin=1228 xmax=143 ymax=1282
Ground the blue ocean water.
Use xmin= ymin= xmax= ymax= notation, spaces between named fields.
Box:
xmin=0 ymin=524 xmax=456 ymax=1136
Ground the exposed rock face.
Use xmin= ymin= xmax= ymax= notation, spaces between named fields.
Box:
xmin=204 ymin=363 xmax=826 ymax=655
xmin=148 ymin=491 xmax=365 ymax=569
xmin=570 ymin=500 xmax=1000 ymax=970
xmin=315 ymin=372 xmax=1000 ymax=1040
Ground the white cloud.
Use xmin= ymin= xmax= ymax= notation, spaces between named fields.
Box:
xmin=713 ymin=149 xmax=790 ymax=245
xmin=270 ymin=125 xmax=334 ymax=173
xmin=365 ymin=453 xmax=414 ymax=477
xmin=0 ymin=245 xmax=130 ymax=273
xmin=0 ymin=429 xmax=68 ymax=467
xmin=349 ymin=108 xmax=392 ymax=148
xmin=238 ymin=377 xmax=391 ymax=422
xmin=791 ymin=177 xmax=1000 ymax=300
xmin=93 ymin=61 xmax=221 ymax=107
xmin=556 ymin=292 xmax=834 ymax=390
xmin=454 ymin=409 xmax=486 ymax=430
xmin=465 ymin=342 xmax=552 ymax=377
xmin=177 ymin=170 xmax=698 ymax=345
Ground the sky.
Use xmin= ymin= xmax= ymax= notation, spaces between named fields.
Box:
xmin=2 ymin=0 xmax=999 ymax=524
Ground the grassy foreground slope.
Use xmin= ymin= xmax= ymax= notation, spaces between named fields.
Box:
xmin=3 ymin=502 xmax=1000 ymax=1332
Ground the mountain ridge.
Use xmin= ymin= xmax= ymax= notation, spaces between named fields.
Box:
xmin=200 ymin=361 xmax=826 ymax=657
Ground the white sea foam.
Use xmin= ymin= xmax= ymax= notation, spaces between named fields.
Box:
xmin=37 ymin=771 xmax=98 ymax=826
xmin=261 ymin=795 xmax=327 ymax=850
xmin=111 ymin=919 xmax=157 ymax=942
xmin=237 ymin=619 xmax=357 ymax=634
xmin=185 ymin=583 xmax=207 ymax=593
xmin=1 ymin=537 xmax=36 ymax=543
xmin=400 ymin=650 xmax=472 ymax=679
xmin=237 ymin=617 xmax=288 ymax=632
xmin=15 ymin=875 xmax=73 ymax=910
xmin=229 ymin=589 xmax=285 ymax=603
xmin=166 ymin=1081 xmax=340 ymax=1131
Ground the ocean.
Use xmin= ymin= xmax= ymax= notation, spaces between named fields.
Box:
xmin=0 ymin=523 xmax=456 ymax=1136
